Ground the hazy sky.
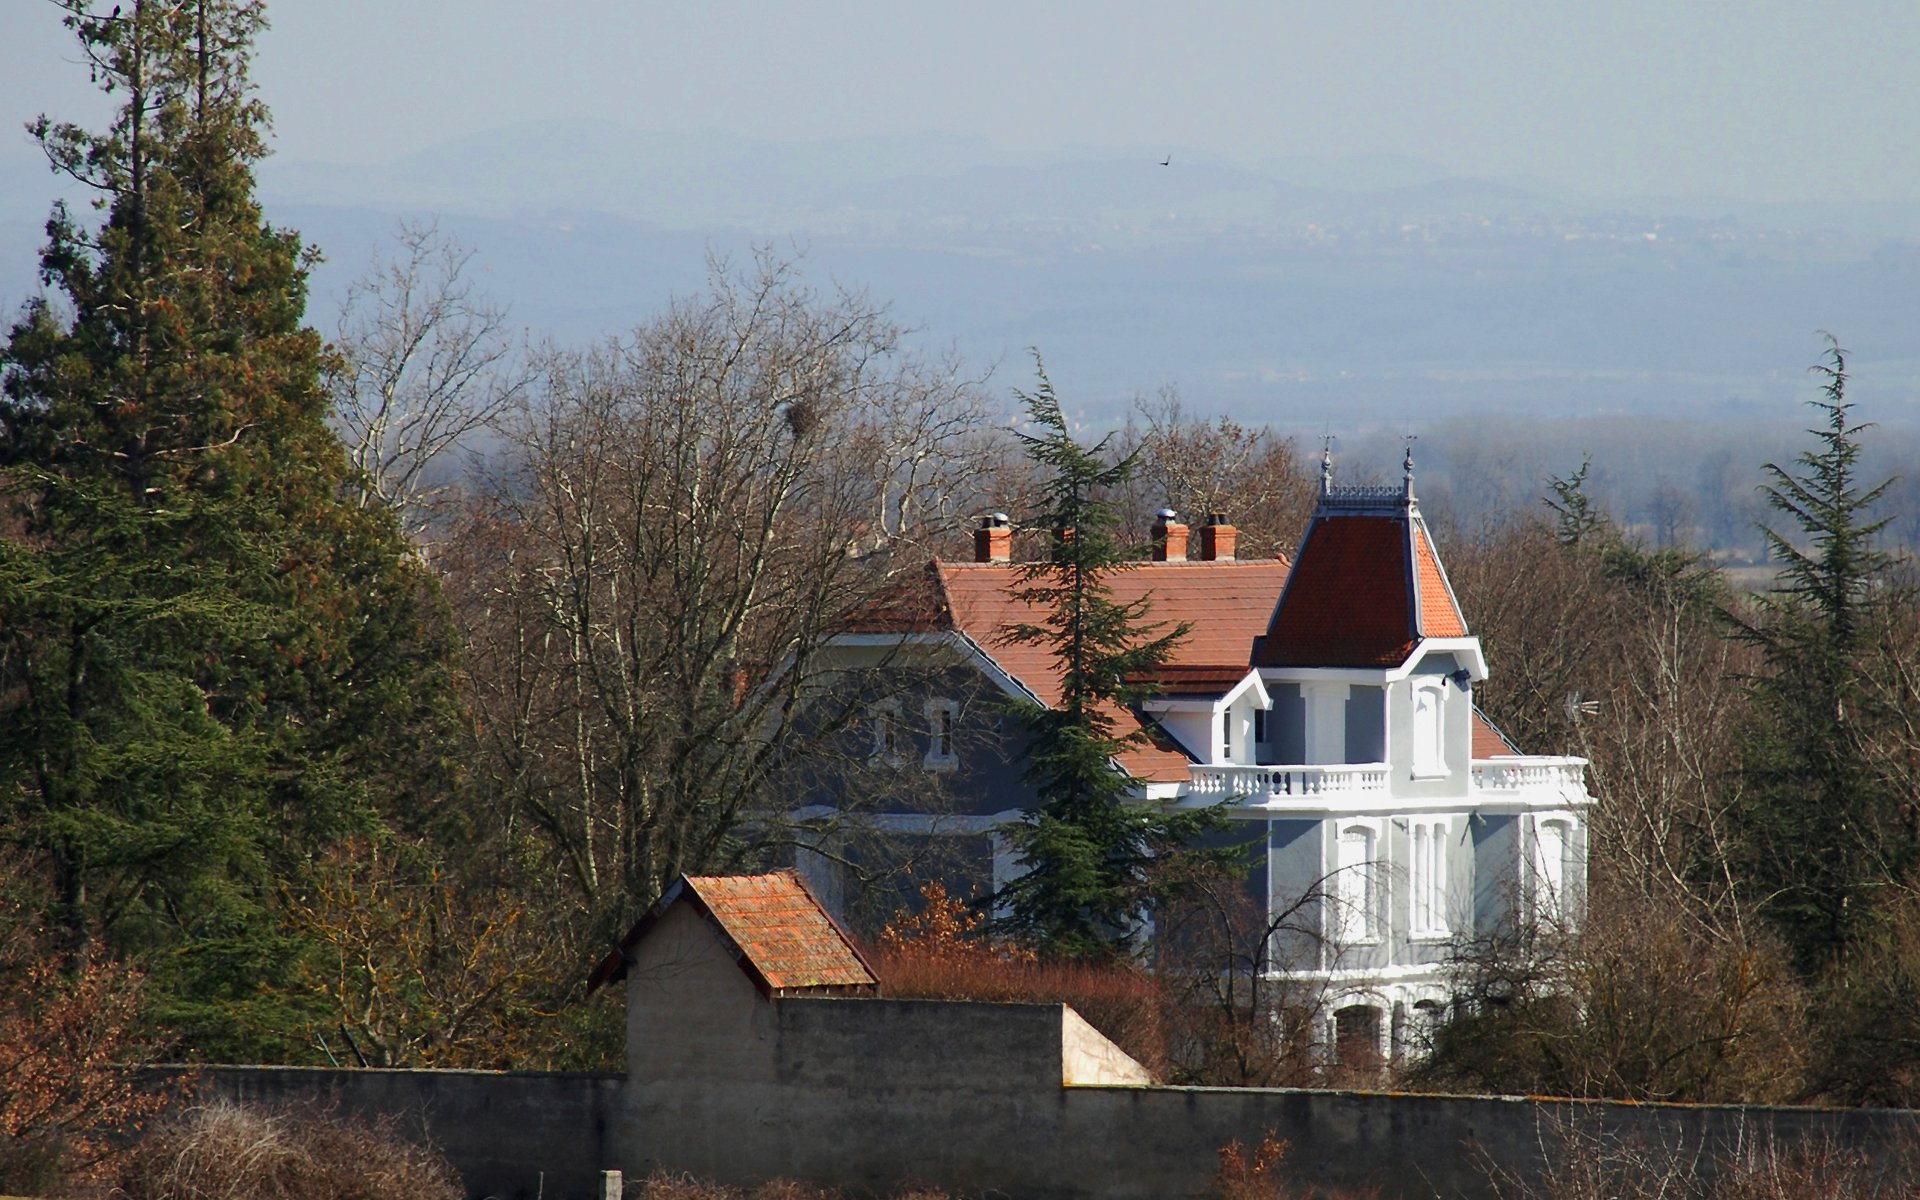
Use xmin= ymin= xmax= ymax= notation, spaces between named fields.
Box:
xmin=4 ymin=0 xmax=1920 ymax=204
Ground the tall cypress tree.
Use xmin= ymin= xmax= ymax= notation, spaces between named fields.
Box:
xmin=1732 ymin=339 xmax=1899 ymax=975
xmin=992 ymin=364 xmax=1230 ymax=960
xmin=0 ymin=0 xmax=458 ymax=1055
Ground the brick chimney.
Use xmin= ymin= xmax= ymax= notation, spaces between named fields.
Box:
xmin=973 ymin=513 xmax=1012 ymax=563
xmin=1197 ymin=512 xmax=1237 ymax=561
xmin=1151 ymin=509 xmax=1188 ymax=562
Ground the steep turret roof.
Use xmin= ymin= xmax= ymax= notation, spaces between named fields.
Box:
xmin=1255 ymin=449 xmax=1468 ymax=670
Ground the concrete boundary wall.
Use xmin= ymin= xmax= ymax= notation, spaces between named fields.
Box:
xmin=187 ymin=1066 xmax=621 ymax=1200
xmin=179 ymin=1059 xmax=1919 ymax=1200
xmin=181 ymin=1063 xmax=1920 ymax=1200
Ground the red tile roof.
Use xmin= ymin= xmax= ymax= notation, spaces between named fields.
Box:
xmin=1415 ymin=525 xmax=1468 ymax=637
xmin=1257 ymin=515 xmax=1416 ymax=668
xmin=834 ymin=564 xmax=948 ymax=634
xmin=936 ymin=559 xmax=1291 ymax=782
xmin=1256 ymin=499 xmax=1468 ymax=669
xmin=1473 ymin=709 xmax=1522 ymax=758
xmin=1134 ymin=664 xmax=1256 ymax=697
xmin=586 ymin=870 xmax=877 ymax=997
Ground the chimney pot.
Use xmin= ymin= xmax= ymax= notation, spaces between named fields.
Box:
xmin=974 ymin=512 xmax=1012 ymax=563
xmin=1198 ymin=513 xmax=1238 ymax=561
xmin=1151 ymin=509 xmax=1189 ymax=562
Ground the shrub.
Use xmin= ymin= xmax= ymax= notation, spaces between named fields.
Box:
xmin=115 ymin=1101 xmax=461 ymax=1200
xmin=0 ymin=856 xmax=178 ymax=1194
xmin=1211 ymin=1132 xmax=1379 ymax=1200
xmin=870 ymin=883 xmax=1170 ymax=1078
xmin=1481 ymin=1113 xmax=1920 ymax=1200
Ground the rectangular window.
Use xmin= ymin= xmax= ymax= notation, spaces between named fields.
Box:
xmin=871 ymin=699 xmax=904 ymax=764
xmin=1410 ymin=819 xmax=1449 ymax=938
xmin=923 ymin=699 xmax=959 ymax=770
xmin=1222 ymin=708 xmax=1233 ymax=762
xmin=1253 ymin=707 xmax=1268 ymax=746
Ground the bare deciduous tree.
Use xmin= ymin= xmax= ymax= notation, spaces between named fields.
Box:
xmin=328 ymin=220 xmax=527 ymax=537
xmin=443 ymin=252 xmax=1004 ymax=945
xmin=1113 ymin=390 xmax=1317 ymax=560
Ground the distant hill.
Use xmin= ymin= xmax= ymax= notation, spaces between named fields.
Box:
xmin=4 ymin=123 xmax=1919 ymax=430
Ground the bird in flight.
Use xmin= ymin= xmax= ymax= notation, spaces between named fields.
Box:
xmin=1159 ymin=154 xmax=1172 ymax=167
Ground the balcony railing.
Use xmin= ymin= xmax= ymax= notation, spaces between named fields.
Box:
xmin=1187 ymin=763 xmax=1390 ymax=800
xmin=1186 ymin=757 xmax=1589 ymax=803
xmin=1470 ymin=758 xmax=1588 ymax=793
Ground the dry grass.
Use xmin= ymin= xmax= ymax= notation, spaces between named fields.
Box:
xmin=633 ymin=1173 xmax=952 ymax=1199
xmin=1484 ymin=1114 xmax=1920 ymax=1200
xmin=114 ymin=1100 xmax=461 ymax=1200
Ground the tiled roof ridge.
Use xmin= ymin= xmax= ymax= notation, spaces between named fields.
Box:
xmin=586 ymin=869 xmax=878 ymax=997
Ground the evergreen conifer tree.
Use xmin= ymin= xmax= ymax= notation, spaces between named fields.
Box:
xmin=1732 ymin=339 xmax=1900 ymax=975
xmin=0 ymin=0 xmax=458 ymax=1055
xmin=992 ymin=364 xmax=1231 ymax=960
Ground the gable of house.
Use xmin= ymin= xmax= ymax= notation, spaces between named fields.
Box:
xmin=588 ymin=869 xmax=877 ymax=998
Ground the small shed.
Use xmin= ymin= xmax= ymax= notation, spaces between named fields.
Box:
xmin=588 ymin=869 xmax=878 ymax=999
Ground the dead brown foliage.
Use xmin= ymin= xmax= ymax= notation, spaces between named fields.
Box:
xmin=1211 ymin=1132 xmax=1380 ymax=1200
xmin=869 ymin=882 xmax=1170 ymax=1078
xmin=0 ymin=857 xmax=178 ymax=1194
xmin=115 ymin=1100 xmax=462 ymax=1200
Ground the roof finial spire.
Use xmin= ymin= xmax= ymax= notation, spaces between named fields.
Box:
xmin=1403 ymin=434 xmax=1417 ymax=501
xmin=1320 ymin=435 xmax=1334 ymax=496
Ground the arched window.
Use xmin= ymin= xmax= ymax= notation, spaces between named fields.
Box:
xmin=1534 ymin=817 xmax=1576 ymax=925
xmin=1412 ymin=679 xmax=1447 ymax=777
xmin=1334 ymin=824 xmax=1378 ymax=945
xmin=1334 ymin=1003 xmax=1385 ymax=1073
xmin=1409 ymin=998 xmax=1447 ymax=1056
xmin=923 ymin=698 xmax=959 ymax=770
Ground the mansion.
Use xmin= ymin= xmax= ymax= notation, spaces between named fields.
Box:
xmin=797 ymin=453 xmax=1592 ymax=1062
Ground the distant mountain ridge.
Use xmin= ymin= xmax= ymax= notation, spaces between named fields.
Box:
xmin=4 ymin=124 xmax=1919 ymax=427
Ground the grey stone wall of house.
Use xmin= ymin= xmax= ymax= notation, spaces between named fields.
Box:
xmin=1267 ymin=817 xmax=1325 ymax=969
xmin=1473 ymin=811 xmax=1521 ymax=937
xmin=1344 ymin=684 xmax=1386 ymax=761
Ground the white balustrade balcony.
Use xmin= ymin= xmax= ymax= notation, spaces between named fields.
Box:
xmin=1470 ymin=758 xmax=1588 ymax=794
xmin=1185 ymin=756 xmax=1589 ymax=807
xmin=1187 ymin=762 xmax=1390 ymax=801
